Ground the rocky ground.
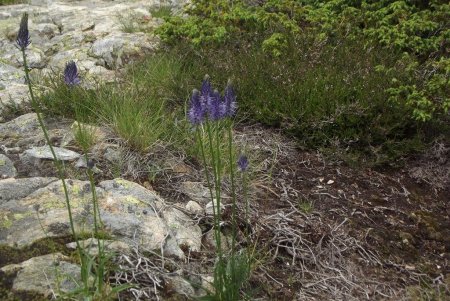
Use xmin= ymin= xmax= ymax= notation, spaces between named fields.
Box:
xmin=0 ymin=1 xmax=449 ymax=301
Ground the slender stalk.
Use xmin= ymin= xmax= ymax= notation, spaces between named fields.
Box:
xmin=242 ymin=170 xmax=250 ymax=278
xmin=21 ymin=49 xmax=82 ymax=255
xmin=196 ymin=126 xmax=215 ymax=205
xmin=227 ymin=121 xmax=238 ymax=299
xmin=74 ymin=115 xmax=105 ymax=293
xmin=196 ymin=125 xmax=223 ymax=297
xmin=205 ymin=120 xmax=225 ymax=296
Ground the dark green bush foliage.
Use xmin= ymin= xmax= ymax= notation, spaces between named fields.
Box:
xmin=156 ymin=0 xmax=449 ymax=165
xmin=158 ymin=0 xmax=449 ymax=122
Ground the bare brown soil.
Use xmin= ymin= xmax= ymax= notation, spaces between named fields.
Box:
xmin=3 ymin=120 xmax=448 ymax=300
xmin=150 ymin=123 xmax=449 ymax=300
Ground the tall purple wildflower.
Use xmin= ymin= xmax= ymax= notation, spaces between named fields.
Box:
xmin=208 ymin=90 xmax=223 ymax=121
xmin=201 ymin=75 xmax=212 ymax=100
xmin=188 ymin=89 xmax=205 ymax=125
xmin=189 ymin=75 xmax=237 ymax=123
xmin=223 ymin=81 xmax=237 ymax=118
xmin=16 ymin=13 xmax=31 ymax=51
xmin=64 ymin=61 xmax=81 ymax=86
xmin=237 ymin=154 xmax=249 ymax=172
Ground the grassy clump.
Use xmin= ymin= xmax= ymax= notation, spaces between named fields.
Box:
xmin=150 ymin=5 xmax=172 ymax=19
xmin=39 ymin=55 xmax=187 ymax=152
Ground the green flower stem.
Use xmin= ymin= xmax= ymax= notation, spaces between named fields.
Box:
xmin=196 ymin=126 xmax=215 ymax=206
xmin=21 ymin=49 xmax=82 ymax=256
xmin=205 ymin=120 xmax=225 ymax=294
xmin=227 ymin=121 xmax=238 ymax=299
xmin=242 ymin=169 xmax=250 ymax=277
xmin=196 ymin=125 xmax=225 ymax=296
xmin=73 ymin=102 xmax=105 ymax=293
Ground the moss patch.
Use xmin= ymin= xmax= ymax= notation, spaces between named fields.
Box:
xmin=0 ymin=236 xmax=73 ymax=268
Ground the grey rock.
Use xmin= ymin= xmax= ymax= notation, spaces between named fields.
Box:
xmin=48 ymin=48 xmax=90 ymax=70
xmin=205 ymin=200 xmax=224 ymax=216
xmin=87 ymin=65 xmax=116 ymax=83
xmin=20 ymin=146 xmax=81 ymax=165
xmin=3 ymin=46 xmax=48 ymax=69
xmin=163 ymin=274 xmax=196 ymax=298
xmin=99 ymin=178 xmax=165 ymax=209
xmin=1 ymin=253 xmax=83 ymax=296
xmin=162 ymin=208 xmax=202 ymax=252
xmin=0 ymin=61 xmax=25 ymax=86
xmin=34 ymin=23 xmax=59 ymax=39
xmin=0 ymin=113 xmax=40 ymax=139
xmin=104 ymin=147 xmax=121 ymax=163
xmin=185 ymin=200 xmax=203 ymax=215
xmin=0 ymin=179 xmax=105 ymax=247
xmin=163 ymin=234 xmax=186 ymax=259
xmin=89 ymin=32 xmax=158 ymax=69
xmin=180 ymin=181 xmax=212 ymax=205
xmin=77 ymin=59 xmax=97 ymax=72
xmin=0 ymin=177 xmax=57 ymax=204
xmin=74 ymin=156 xmax=88 ymax=168
xmin=0 ymin=84 xmax=29 ymax=119
xmin=204 ymin=229 xmax=231 ymax=252
xmin=0 ymin=11 xmax=12 ymax=20
xmin=0 ymin=154 xmax=17 ymax=179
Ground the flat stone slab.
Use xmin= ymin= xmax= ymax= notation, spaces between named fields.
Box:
xmin=20 ymin=146 xmax=81 ymax=163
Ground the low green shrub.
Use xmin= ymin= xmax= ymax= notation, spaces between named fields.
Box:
xmin=156 ymin=0 xmax=449 ymax=165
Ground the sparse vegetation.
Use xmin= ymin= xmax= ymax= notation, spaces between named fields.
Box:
xmin=1 ymin=1 xmax=448 ymax=300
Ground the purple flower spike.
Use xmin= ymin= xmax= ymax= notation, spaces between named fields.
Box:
xmin=237 ymin=154 xmax=249 ymax=172
xmin=208 ymin=89 xmax=223 ymax=121
xmin=16 ymin=13 xmax=31 ymax=51
xmin=223 ymin=81 xmax=237 ymax=117
xmin=188 ymin=89 xmax=205 ymax=125
xmin=201 ymin=74 xmax=211 ymax=98
xmin=64 ymin=61 xmax=81 ymax=86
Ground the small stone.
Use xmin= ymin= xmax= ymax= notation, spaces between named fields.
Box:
xmin=66 ymin=239 xmax=130 ymax=256
xmin=205 ymin=200 xmax=224 ymax=216
xmin=0 ymin=154 xmax=17 ymax=178
xmin=180 ymin=181 xmax=217 ymax=205
xmin=104 ymin=147 xmax=121 ymax=163
xmin=185 ymin=201 xmax=203 ymax=215
xmin=163 ymin=274 xmax=196 ymax=297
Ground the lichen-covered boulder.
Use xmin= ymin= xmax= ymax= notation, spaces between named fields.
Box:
xmin=1 ymin=253 xmax=83 ymax=297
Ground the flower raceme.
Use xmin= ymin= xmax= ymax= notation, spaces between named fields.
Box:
xmin=237 ymin=154 xmax=249 ymax=172
xmin=188 ymin=76 xmax=237 ymax=125
xmin=223 ymin=80 xmax=237 ymax=118
xmin=64 ymin=61 xmax=81 ymax=86
xmin=16 ymin=13 xmax=31 ymax=51
xmin=188 ymin=89 xmax=205 ymax=125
